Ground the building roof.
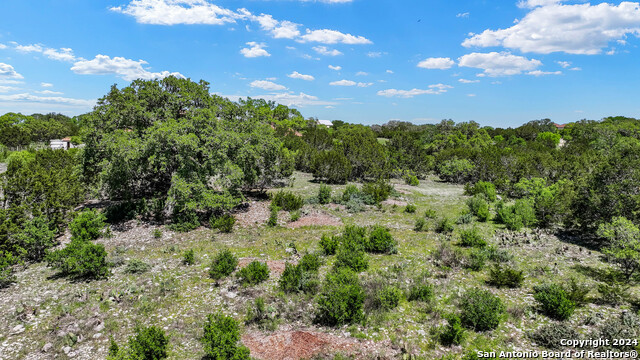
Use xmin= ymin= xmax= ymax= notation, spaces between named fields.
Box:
xmin=317 ymin=119 xmax=333 ymax=127
xmin=62 ymin=137 xmax=72 ymax=141
xmin=553 ymin=123 xmax=566 ymax=129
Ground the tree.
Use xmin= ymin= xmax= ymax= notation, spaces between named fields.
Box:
xmin=597 ymin=217 xmax=640 ymax=280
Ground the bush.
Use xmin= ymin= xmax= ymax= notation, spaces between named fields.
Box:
xmin=245 ymin=297 xmax=278 ymax=331
xmin=267 ymin=205 xmax=279 ymax=227
xmin=209 ymin=250 xmax=238 ymax=280
xmin=365 ymin=225 xmax=397 ymax=254
xmin=279 ymin=261 xmax=320 ymax=294
xmin=408 ymin=283 xmax=434 ymax=302
xmin=465 ymin=248 xmax=487 ymax=271
xmin=466 ymin=181 xmax=497 ymax=202
xmin=459 ymin=228 xmax=487 ymax=248
xmin=341 ymin=185 xmax=361 ymax=203
xmin=404 ymin=173 xmax=420 ymax=186
xmin=46 ymin=238 xmax=110 ymax=279
xmin=529 ymin=323 xmax=579 ymax=349
xmin=210 ymin=214 xmax=236 ymax=233
xmin=533 ymin=283 xmax=575 ymax=320
xmin=0 ymin=251 xmax=17 ymax=288
xmin=436 ymin=218 xmax=454 ymax=233
xmin=361 ymin=181 xmax=393 ymax=204
xmin=376 ymin=286 xmax=403 ymax=310
xmin=487 ymin=264 xmax=524 ymax=288
xmin=496 ymin=199 xmax=537 ymax=231
xmin=318 ymin=184 xmax=332 ymax=205
xmin=69 ymin=210 xmax=107 ymax=241
xmin=334 ymin=237 xmax=368 ymax=273
xmin=128 ymin=326 xmax=170 ymax=360
xmin=125 ymin=259 xmax=151 ymax=274
xmin=564 ymin=278 xmax=590 ymax=306
xmin=237 ymin=261 xmax=270 ymax=286
xmin=183 ymin=249 xmax=195 ymax=265
xmin=299 ymin=253 xmax=323 ymax=272
xmin=289 ymin=210 xmax=301 ymax=222
xmin=202 ymin=313 xmax=251 ymax=360
xmin=404 ymin=204 xmax=417 ymax=213
xmin=594 ymin=312 xmax=640 ymax=351
xmin=424 ymin=208 xmax=437 ymax=219
xmin=460 ymin=288 xmax=505 ymax=331
xmin=319 ymin=234 xmax=339 ymax=255
xmin=456 ymin=212 xmax=474 ymax=225
xmin=271 ymin=191 xmax=303 ymax=211
xmin=440 ymin=314 xmax=465 ymax=346
xmin=597 ymin=282 xmax=627 ymax=305
xmin=414 ymin=217 xmax=427 ymax=232
xmin=467 ymin=195 xmax=490 ymax=222
xmin=433 ymin=242 xmax=466 ymax=269
xmin=12 ymin=216 xmax=56 ymax=262
xmin=312 ymin=149 xmax=352 ymax=184
xmin=152 ymin=229 xmax=162 ymax=239
xmin=315 ymin=268 xmax=365 ymax=326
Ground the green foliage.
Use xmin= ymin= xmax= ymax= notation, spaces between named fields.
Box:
xmin=289 ymin=210 xmax=301 ymax=222
xmin=210 ymin=214 xmax=236 ymax=233
xmin=312 ymin=149 xmax=352 ymax=184
xmin=375 ymin=286 xmax=403 ymax=310
xmin=404 ymin=173 xmax=420 ymax=186
xmin=496 ymin=199 xmax=537 ymax=231
xmin=459 ymin=227 xmax=487 ymax=248
xmin=436 ymin=218 xmax=455 ymax=233
xmin=128 ymin=326 xmax=170 ymax=360
xmin=183 ymin=249 xmax=195 ymax=265
xmin=152 ymin=229 xmax=162 ymax=239
xmin=271 ymin=191 xmax=303 ymax=211
xmin=209 ymin=250 xmax=238 ymax=280
xmin=438 ymin=158 xmax=475 ymax=184
xmin=593 ymin=312 xmax=640 ymax=351
xmin=529 ymin=323 xmax=579 ymax=349
xmin=69 ymin=210 xmax=106 ymax=242
xmin=267 ymin=205 xmax=279 ymax=227
xmin=533 ymin=283 xmax=576 ymax=321
xmin=315 ymin=267 xmax=365 ymax=326
xmin=125 ymin=259 xmax=151 ymax=274
xmin=319 ymin=234 xmax=339 ymax=255
xmin=318 ymin=184 xmax=332 ymax=205
xmin=439 ymin=314 xmax=465 ymax=346
xmin=424 ymin=208 xmax=437 ymax=219
xmin=597 ymin=216 xmax=640 ymax=280
xmin=341 ymin=185 xmax=361 ymax=203
xmin=46 ymin=238 xmax=110 ymax=279
xmin=365 ymin=225 xmax=397 ymax=254
xmin=245 ymin=297 xmax=278 ymax=331
xmin=564 ymin=278 xmax=590 ymax=306
xmin=361 ymin=181 xmax=393 ymax=204
xmin=334 ymin=228 xmax=369 ymax=272
xmin=487 ymin=264 xmax=524 ymax=288
xmin=408 ymin=283 xmax=434 ymax=302
xmin=414 ymin=217 xmax=427 ymax=232
xmin=465 ymin=248 xmax=487 ymax=271
xmin=0 ymin=251 xmax=17 ymax=288
xmin=202 ymin=313 xmax=251 ymax=360
xmin=460 ymin=288 xmax=505 ymax=331
xmin=466 ymin=181 xmax=497 ymax=202
xmin=11 ymin=216 xmax=55 ymax=262
xmin=456 ymin=211 xmax=474 ymax=225
xmin=279 ymin=260 xmax=320 ymax=294
xmin=536 ymin=131 xmax=562 ymax=148
xmin=467 ymin=195 xmax=490 ymax=222
xmin=237 ymin=261 xmax=270 ymax=286
xmin=298 ymin=253 xmax=323 ymax=272
xmin=404 ymin=204 xmax=417 ymax=213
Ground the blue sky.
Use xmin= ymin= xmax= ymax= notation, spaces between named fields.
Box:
xmin=1 ymin=0 xmax=639 ymax=127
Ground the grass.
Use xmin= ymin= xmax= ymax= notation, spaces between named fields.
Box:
xmin=0 ymin=171 xmax=633 ymax=359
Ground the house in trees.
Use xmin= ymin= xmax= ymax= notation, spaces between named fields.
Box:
xmin=554 ymin=123 xmax=566 ymax=130
xmin=50 ymin=137 xmax=75 ymax=150
xmin=317 ymin=119 xmax=333 ymax=127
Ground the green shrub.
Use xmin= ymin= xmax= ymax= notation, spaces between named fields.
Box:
xmin=440 ymin=314 xmax=465 ymax=346
xmin=460 ymin=288 xmax=505 ymax=331
xmin=404 ymin=174 xmax=420 ymax=186
xmin=46 ymin=238 xmax=110 ymax=279
xmin=318 ymin=184 xmax=332 ymax=205
xmin=289 ymin=210 xmax=301 ymax=222
xmin=202 ymin=313 xmax=251 ymax=360
xmin=533 ymin=283 xmax=575 ymax=320
xmin=457 ymin=212 xmax=474 ymax=225
xmin=267 ymin=205 xmax=279 ymax=227
xmin=414 ymin=217 xmax=427 ymax=232
xmin=210 ymin=214 xmax=236 ymax=233
xmin=597 ymin=282 xmax=627 ymax=305
xmin=12 ymin=216 xmax=56 ymax=262
xmin=0 ymin=251 xmax=17 ymax=288
xmin=376 ymin=286 xmax=403 ymax=310
xmin=424 ymin=208 xmax=437 ymax=219
xmin=319 ymin=234 xmax=339 ymax=255
xmin=404 ymin=204 xmax=417 ymax=213
xmin=299 ymin=253 xmax=323 ymax=272
xmin=312 ymin=149 xmax=352 ymax=184
xmin=466 ymin=181 xmax=497 ymax=202
xmin=315 ymin=268 xmax=365 ymax=326
xmin=467 ymin=195 xmax=490 ymax=222
xmin=361 ymin=181 xmax=393 ymax=204
xmin=341 ymin=185 xmax=361 ymax=203
xmin=459 ymin=228 xmax=487 ymax=248
xmin=529 ymin=323 xmax=579 ymax=349
xmin=271 ymin=191 xmax=303 ymax=211
xmin=128 ymin=326 xmax=169 ymax=360
xmin=237 ymin=261 xmax=270 ymax=286
xmin=365 ymin=225 xmax=397 ymax=254
xmin=594 ymin=312 xmax=640 ymax=351
xmin=465 ymin=248 xmax=487 ymax=271
xmin=152 ymin=229 xmax=162 ymax=239
xmin=436 ymin=218 xmax=455 ymax=233
xmin=209 ymin=250 xmax=238 ymax=280
xmin=245 ymin=297 xmax=278 ymax=331
xmin=408 ymin=283 xmax=434 ymax=302
xmin=496 ymin=199 xmax=536 ymax=231
xmin=484 ymin=246 xmax=514 ymax=263
xmin=183 ymin=249 xmax=195 ymax=265
xmin=125 ymin=259 xmax=151 ymax=274
xmin=279 ymin=263 xmax=303 ymax=293
xmin=334 ymin=237 xmax=368 ymax=273
xmin=564 ymin=278 xmax=590 ymax=306
xmin=487 ymin=264 xmax=524 ymax=288
xmin=69 ymin=210 xmax=107 ymax=241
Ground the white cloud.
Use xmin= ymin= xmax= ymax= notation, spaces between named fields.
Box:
xmin=0 ymin=93 xmax=95 ymax=107
xmin=386 ymin=69 xmax=394 ymax=74
xmin=356 ymin=71 xmax=368 ymax=76
xmin=240 ymin=42 xmax=270 ymax=58
xmin=463 ymin=2 xmax=640 ymax=55
xmin=15 ymin=44 xmax=43 ymax=53
xmin=288 ymin=71 xmax=315 ymax=81
xmin=458 ymin=78 xmax=480 ymax=84
xmin=0 ymin=44 xmax=7 ymax=49
xmin=517 ymin=0 xmax=561 ymax=9
xmin=0 ymin=63 xmax=23 ymax=80
xmin=377 ymin=84 xmax=452 ymax=98
xmin=527 ymin=70 xmax=562 ymax=76
xmin=330 ymin=79 xmax=356 ymax=86
xmin=328 ymin=65 xmax=342 ymax=71
xmin=43 ymin=48 xmax=77 ymax=62
xmin=110 ymin=0 xmax=240 ymax=25
xmin=357 ymin=82 xmax=373 ymax=87
xmin=556 ymin=61 xmax=571 ymax=68
xmin=35 ymin=90 xmax=64 ymax=95
xmin=0 ymin=85 xmax=18 ymax=93
xmin=456 ymin=12 xmax=470 ymax=18
xmin=255 ymin=92 xmax=336 ymax=107
xmin=253 ymin=14 xmax=301 ymax=39
xmin=417 ymin=57 xmax=455 ymax=69
xmin=467 ymin=93 xmax=477 ymax=97
xmin=367 ymin=51 xmax=382 ymax=58
xmin=300 ymin=29 xmax=372 ymax=44
xmin=71 ymin=55 xmax=184 ymax=81
xmin=458 ymin=52 xmax=542 ymax=76
xmin=250 ymin=80 xmax=287 ymax=90
xmin=313 ymin=46 xmax=342 ymax=56
xmin=41 ymin=82 xmax=54 ymax=88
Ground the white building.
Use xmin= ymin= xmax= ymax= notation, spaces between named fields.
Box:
xmin=50 ymin=137 xmax=74 ymax=150
xmin=317 ymin=119 xmax=333 ymax=127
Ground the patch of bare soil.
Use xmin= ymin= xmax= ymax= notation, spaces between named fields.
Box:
xmin=287 ymin=211 xmax=342 ymax=228
xmin=94 ymin=220 xmax=174 ymax=248
xmin=381 ymin=199 xmax=407 ymax=207
xmin=236 ymin=201 xmax=271 ymax=227
xmin=238 ymin=258 xmax=292 ymax=275
xmin=242 ymin=328 xmax=399 ymax=360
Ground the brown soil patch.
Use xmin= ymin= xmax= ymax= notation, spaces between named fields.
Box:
xmin=242 ymin=329 xmax=398 ymax=360
xmin=236 ymin=201 xmax=271 ymax=227
xmin=381 ymin=199 xmax=407 ymax=207
xmin=287 ymin=212 xmax=342 ymax=228
xmin=238 ymin=258 xmax=292 ymax=275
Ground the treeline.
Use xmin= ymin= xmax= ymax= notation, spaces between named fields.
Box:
xmin=0 ymin=112 xmax=81 ymax=148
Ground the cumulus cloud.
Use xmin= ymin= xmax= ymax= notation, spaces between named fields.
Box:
xmin=329 ymin=79 xmax=356 ymax=86
xmin=386 ymin=69 xmax=394 ymax=74
xmin=356 ymin=71 xmax=368 ymax=76
xmin=0 ymin=93 xmax=95 ymax=107
xmin=71 ymin=55 xmax=184 ymax=81
xmin=110 ymin=0 xmax=240 ymax=25
xmin=41 ymin=82 xmax=54 ymax=88
xmin=15 ymin=44 xmax=43 ymax=53
xmin=458 ymin=78 xmax=480 ymax=83
xmin=458 ymin=52 xmax=542 ymax=76
xmin=313 ymin=46 xmax=342 ymax=56
xmin=253 ymin=14 xmax=301 ymax=39
xmin=12 ymin=42 xmax=78 ymax=62
xmin=357 ymin=82 xmax=373 ymax=87
xmin=527 ymin=70 xmax=562 ymax=76
xmin=0 ymin=85 xmax=19 ymax=93
xmin=0 ymin=43 xmax=6 ymax=49
xmin=300 ymin=29 xmax=372 ymax=44
xmin=35 ymin=90 xmax=64 ymax=95
xmin=463 ymin=2 xmax=640 ymax=54
xmin=328 ymin=65 xmax=342 ymax=71
xmin=377 ymin=84 xmax=452 ymax=98
xmin=254 ymin=92 xmax=336 ymax=107
xmin=250 ymin=80 xmax=287 ymax=90
xmin=367 ymin=51 xmax=382 ymax=58
xmin=0 ymin=63 xmax=24 ymax=80
xmin=417 ymin=57 xmax=455 ymax=69
xmin=240 ymin=42 xmax=270 ymax=57
xmin=288 ymin=71 xmax=315 ymax=81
